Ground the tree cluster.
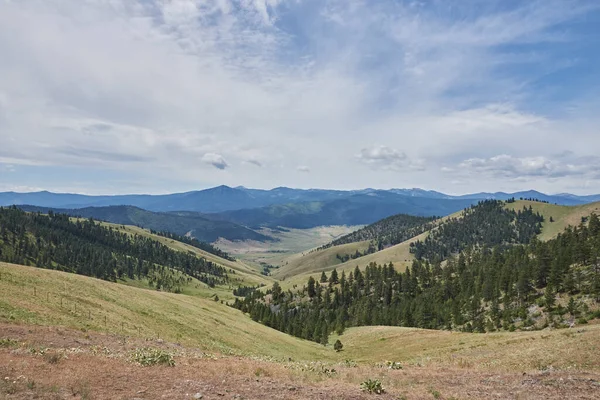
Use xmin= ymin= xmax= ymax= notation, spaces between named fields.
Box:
xmin=0 ymin=207 xmax=229 ymax=291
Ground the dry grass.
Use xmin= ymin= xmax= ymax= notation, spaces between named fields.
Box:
xmin=1 ymin=323 xmax=599 ymax=400
xmin=334 ymin=323 xmax=600 ymax=372
xmin=505 ymin=200 xmax=600 ymax=241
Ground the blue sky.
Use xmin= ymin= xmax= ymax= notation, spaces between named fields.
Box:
xmin=1 ymin=0 xmax=600 ymax=195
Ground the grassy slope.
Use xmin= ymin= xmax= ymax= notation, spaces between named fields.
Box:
xmin=334 ymin=323 xmax=600 ymax=372
xmin=0 ymin=262 xmax=330 ymax=362
xmin=2 ymin=262 xmax=599 ymax=372
xmin=276 ymin=201 xmax=600 ymax=284
xmin=505 ymin=200 xmax=600 ymax=240
xmin=97 ymin=221 xmax=271 ymax=287
xmin=275 ymin=209 xmax=465 ymax=282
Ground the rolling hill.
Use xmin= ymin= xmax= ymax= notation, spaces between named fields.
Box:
xmin=16 ymin=205 xmax=270 ymax=243
xmin=275 ymin=200 xmax=600 ymax=281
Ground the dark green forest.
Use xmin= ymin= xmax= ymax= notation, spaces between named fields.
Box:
xmin=320 ymin=214 xmax=437 ymax=250
xmin=0 ymin=207 xmax=229 ymax=292
xmin=410 ymin=200 xmax=544 ymax=261
xmin=233 ymin=202 xmax=600 ymax=344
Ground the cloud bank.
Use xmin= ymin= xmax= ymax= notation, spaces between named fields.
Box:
xmin=0 ymin=0 xmax=599 ymax=194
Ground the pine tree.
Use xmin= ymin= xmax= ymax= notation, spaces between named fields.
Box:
xmin=320 ymin=271 xmax=328 ymax=283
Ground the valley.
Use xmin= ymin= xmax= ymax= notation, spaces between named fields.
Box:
xmin=2 ymin=193 xmax=600 ymax=399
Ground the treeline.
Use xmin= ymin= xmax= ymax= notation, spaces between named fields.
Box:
xmin=233 ymin=211 xmax=599 ymax=344
xmin=151 ymin=229 xmax=235 ymax=261
xmin=410 ymin=200 xmax=543 ymax=261
xmin=0 ymin=207 xmax=229 ymax=291
xmin=319 ymin=214 xmax=436 ymax=252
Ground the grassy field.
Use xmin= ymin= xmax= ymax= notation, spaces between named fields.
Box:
xmin=334 ymin=323 xmax=600 ymax=372
xmin=216 ymin=225 xmax=361 ymax=269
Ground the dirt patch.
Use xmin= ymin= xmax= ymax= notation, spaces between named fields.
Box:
xmin=2 ymin=323 xmax=600 ymax=399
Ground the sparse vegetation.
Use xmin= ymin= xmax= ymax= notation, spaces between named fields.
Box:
xmin=131 ymin=347 xmax=175 ymax=366
xmin=360 ymin=378 xmax=385 ymax=394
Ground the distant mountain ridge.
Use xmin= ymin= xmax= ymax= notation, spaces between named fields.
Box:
xmin=1 ymin=186 xmax=598 ymax=213
xmin=206 ymin=192 xmax=477 ymax=228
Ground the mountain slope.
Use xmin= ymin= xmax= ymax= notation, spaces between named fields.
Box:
xmin=504 ymin=200 xmax=600 ymax=240
xmin=208 ymin=192 xmax=477 ymax=229
xmin=275 ymin=200 xmax=600 ymax=280
xmin=17 ymin=205 xmax=270 ymax=243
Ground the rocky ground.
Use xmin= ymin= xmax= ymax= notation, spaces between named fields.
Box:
xmin=1 ymin=323 xmax=600 ymax=400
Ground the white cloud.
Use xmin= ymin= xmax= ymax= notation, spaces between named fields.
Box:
xmin=202 ymin=153 xmax=229 ymax=170
xmin=296 ymin=165 xmax=310 ymax=173
xmin=0 ymin=1 xmax=599 ymax=194
xmin=456 ymin=154 xmax=600 ymax=179
xmin=357 ymin=146 xmax=424 ymax=171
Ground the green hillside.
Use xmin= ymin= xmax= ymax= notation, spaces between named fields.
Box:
xmin=0 ymin=262 xmax=329 ymax=361
xmin=235 ymin=207 xmax=600 ymax=344
xmin=276 ymin=200 xmax=600 ymax=281
xmin=18 ymin=205 xmax=270 ymax=243
xmin=0 ymin=207 xmax=271 ymax=300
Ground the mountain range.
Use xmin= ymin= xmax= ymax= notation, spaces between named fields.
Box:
xmin=4 ymin=187 xmax=600 ymax=241
xmin=2 ymin=186 xmax=599 ymax=213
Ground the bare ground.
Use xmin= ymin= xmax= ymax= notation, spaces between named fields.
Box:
xmin=1 ymin=323 xmax=599 ymax=400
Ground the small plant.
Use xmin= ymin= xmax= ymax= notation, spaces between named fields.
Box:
xmin=334 ymin=339 xmax=343 ymax=352
xmin=428 ymin=387 xmax=441 ymax=399
xmin=361 ymin=379 xmax=385 ymax=394
xmin=0 ymin=338 xmax=18 ymax=348
xmin=131 ymin=348 xmax=175 ymax=366
xmin=386 ymin=361 xmax=403 ymax=370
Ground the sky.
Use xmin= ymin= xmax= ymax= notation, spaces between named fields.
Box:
xmin=1 ymin=0 xmax=600 ymax=195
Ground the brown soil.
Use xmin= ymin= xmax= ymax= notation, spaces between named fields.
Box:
xmin=1 ymin=323 xmax=599 ymax=400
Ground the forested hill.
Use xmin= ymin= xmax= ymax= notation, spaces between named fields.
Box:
xmin=0 ymin=207 xmax=230 ymax=291
xmin=17 ymin=205 xmax=270 ymax=243
xmin=411 ymin=200 xmax=544 ymax=261
xmin=324 ymin=214 xmax=437 ymax=249
xmin=234 ymin=212 xmax=600 ymax=344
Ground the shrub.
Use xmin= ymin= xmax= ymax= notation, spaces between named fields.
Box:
xmin=334 ymin=340 xmax=343 ymax=352
xmin=360 ymin=379 xmax=385 ymax=394
xmin=131 ymin=348 xmax=175 ymax=366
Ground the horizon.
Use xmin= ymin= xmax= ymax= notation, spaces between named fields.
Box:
xmin=1 ymin=1 xmax=600 ymax=194
xmin=1 ymin=184 xmax=599 ymax=198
